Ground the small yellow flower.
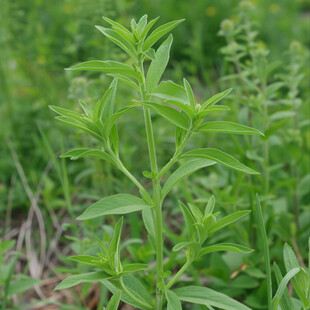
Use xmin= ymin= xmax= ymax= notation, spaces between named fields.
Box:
xmin=206 ymin=6 xmax=217 ymax=17
xmin=269 ymin=3 xmax=280 ymax=13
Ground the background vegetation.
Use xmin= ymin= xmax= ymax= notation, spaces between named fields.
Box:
xmin=0 ymin=0 xmax=309 ymax=309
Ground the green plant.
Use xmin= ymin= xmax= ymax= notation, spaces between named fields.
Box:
xmin=50 ymin=15 xmax=265 ymax=309
xmin=0 ymin=239 xmax=40 ymax=309
xmin=255 ymin=195 xmax=310 ymax=310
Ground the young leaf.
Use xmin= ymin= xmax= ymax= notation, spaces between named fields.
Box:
xmin=255 ymin=195 xmax=272 ymax=309
xmin=182 ymin=148 xmax=259 ymax=174
xmin=179 ymin=202 xmax=196 ymax=241
xmin=173 ymin=286 xmax=252 ymax=310
xmin=49 ymin=105 xmax=85 ymax=120
xmin=271 ymin=267 xmax=301 ymax=310
xmin=183 ymin=78 xmax=196 ymax=108
xmin=54 ymin=271 xmax=110 ymax=290
xmin=201 ymin=88 xmax=232 ymax=109
xmin=93 ymin=79 xmax=117 ymax=126
xmin=122 ymin=264 xmax=149 ymax=274
xmin=208 ymin=210 xmax=251 ymax=235
xmin=140 ymin=17 xmax=160 ymax=41
xmin=108 ymin=217 xmax=123 ymax=273
xmin=55 ymin=116 xmax=102 ymax=141
xmin=102 ymin=16 xmax=135 ymax=44
xmin=205 ymin=195 xmax=215 ymax=217
xmin=61 ymin=148 xmax=115 ymax=165
xmin=273 ymin=262 xmax=294 ymax=310
xmin=146 ymin=34 xmax=173 ymax=93
xmin=77 ymin=194 xmax=152 ymax=220
xmin=198 ymin=121 xmax=264 ymax=135
xmin=152 ymin=80 xmax=188 ymax=103
xmin=143 ymin=19 xmax=184 ymax=51
xmin=101 ymin=274 xmax=153 ymax=309
xmin=139 ymin=101 xmax=190 ymax=129
xmin=197 ymin=105 xmax=230 ymax=118
xmin=166 ymin=99 xmax=196 ymax=119
xmin=162 ymin=159 xmax=216 ymax=198
xmin=106 ymin=290 xmax=122 ymax=310
xmin=200 ymin=243 xmax=253 ymax=256
xmin=188 ymin=203 xmax=204 ymax=223
xmin=67 ymin=60 xmax=138 ymax=79
xmin=102 ymin=106 xmax=135 ymax=137
xmin=172 ymin=241 xmax=196 ymax=252
xmin=68 ymin=255 xmax=102 ymax=267
xmin=95 ymin=26 xmax=137 ymax=59
xmin=283 ymin=243 xmax=310 ymax=307
xmin=166 ymin=290 xmax=182 ymax=310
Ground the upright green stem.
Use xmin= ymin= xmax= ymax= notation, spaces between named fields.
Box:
xmin=261 ymin=86 xmax=269 ymax=195
xmin=137 ymin=57 xmax=164 ymax=309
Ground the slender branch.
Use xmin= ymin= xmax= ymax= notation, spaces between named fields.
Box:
xmin=166 ymin=260 xmax=191 ymax=289
xmin=106 ymin=145 xmax=152 ymax=203
xmin=157 ymin=130 xmax=192 ymax=181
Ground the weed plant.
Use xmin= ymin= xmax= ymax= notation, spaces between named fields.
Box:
xmin=50 ymin=15 xmax=268 ymax=309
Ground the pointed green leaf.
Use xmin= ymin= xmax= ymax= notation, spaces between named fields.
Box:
xmin=140 ymin=17 xmax=160 ymax=41
xmin=166 ymin=290 xmax=182 ymax=310
xmin=198 ymin=121 xmax=264 ymax=135
xmin=102 ymin=16 xmax=135 ymax=44
xmin=139 ymin=101 xmax=190 ymax=129
xmin=183 ymin=78 xmax=196 ymax=108
xmin=143 ymin=19 xmax=184 ymax=51
xmin=166 ymin=100 xmax=196 ymax=119
xmin=202 ymin=88 xmax=232 ymax=109
xmin=205 ymin=195 xmax=215 ymax=217
xmin=182 ymin=148 xmax=259 ymax=174
xmin=179 ymin=202 xmax=196 ymax=240
xmin=95 ymin=26 xmax=137 ymax=58
xmin=152 ymin=80 xmax=188 ymax=103
xmin=109 ymin=217 xmax=123 ymax=272
xmin=283 ymin=243 xmax=310 ymax=307
xmin=200 ymin=243 xmax=253 ymax=256
xmin=60 ymin=148 xmax=115 ymax=165
xmin=101 ymin=274 xmax=153 ymax=309
xmin=77 ymin=194 xmax=151 ymax=220
xmin=106 ymin=290 xmax=122 ymax=310
xmin=55 ymin=116 xmax=102 ymax=140
xmin=67 ymin=60 xmax=138 ymax=79
xmin=162 ymin=159 xmax=215 ymax=198
xmin=172 ymin=241 xmax=195 ymax=252
xmin=54 ymin=271 xmax=110 ymax=290
xmin=188 ymin=203 xmax=204 ymax=222
xmin=93 ymin=79 xmax=118 ymax=126
xmin=102 ymin=106 xmax=135 ymax=137
xmin=273 ymin=262 xmax=294 ymax=310
xmin=174 ymin=286 xmax=252 ymax=310
xmin=142 ymin=208 xmax=156 ymax=249
xmin=122 ymin=264 xmax=149 ymax=274
xmin=255 ymin=194 xmax=272 ymax=308
xmin=49 ymin=105 xmax=85 ymax=119
xmin=208 ymin=210 xmax=251 ymax=235
xmin=271 ymin=267 xmax=301 ymax=310
xmin=197 ymin=105 xmax=230 ymax=117
xmin=146 ymin=35 xmax=173 ymax=92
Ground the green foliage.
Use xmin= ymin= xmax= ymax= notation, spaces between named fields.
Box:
xmin=50 ymin=15 xmax=265 ymax=309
